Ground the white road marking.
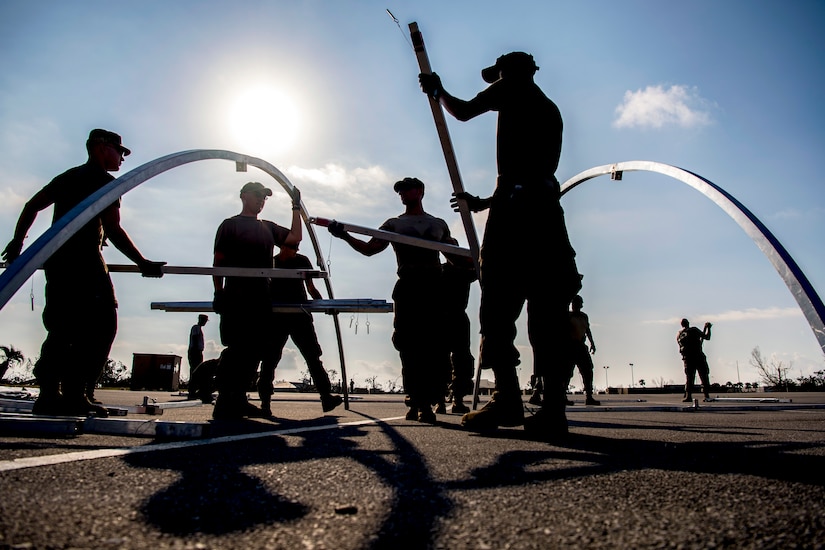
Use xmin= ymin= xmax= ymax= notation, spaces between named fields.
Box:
xmin=0 ymin=416 xmax=407 ymax=472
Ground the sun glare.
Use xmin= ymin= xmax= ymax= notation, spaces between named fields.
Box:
xmin=229 ymin=86 xmax=302 ymax=157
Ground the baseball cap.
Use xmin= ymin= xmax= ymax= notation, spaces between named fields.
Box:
xmin=393 ymin=177 xmax=425 ymax=192
xmin=481 ymin=52 xmax=539 ymax=83
xmin=240 ymin=181 xmax=273 ymax=196
xmin=87 ymin=129 xmax=131 ymax=156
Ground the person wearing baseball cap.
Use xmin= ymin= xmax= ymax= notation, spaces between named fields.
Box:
xmin=328 ymin=177 xmax=454 ymax=424
xmin=1 ymin=128 xmax=165 ymax=417
xmin=419 ymin=51 xmax=580 ymax=441
xmin=211 ymin=181 xmax=303 ymax=420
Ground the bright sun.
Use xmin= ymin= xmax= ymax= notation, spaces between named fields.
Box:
xmin=229 ymin=85 xmax=302 ymax=157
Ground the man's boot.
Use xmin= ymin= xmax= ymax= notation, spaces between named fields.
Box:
xmin=259 ymin=394 xmax=273 ymax=416
xmin=61 ymin=381 xmax=109 ymax=417
xmin=461 ymin=390 xmax=524 ymax=431
xmin=451 ymin=395 xmax=470 ymax=414
xmin=321 ymin=393 xmax=343 ymax=412
xmin=32 ymin=381 xmax=63 ymax=416
xmin=585 ymin=394 xmax=601 ymax=406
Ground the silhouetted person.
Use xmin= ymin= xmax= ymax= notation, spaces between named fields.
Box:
xmin=188 ymin=314 xmax=209 ymax=375
xmin=678 ymin=318 xmax=712 ymax=402
xmin=211 ymin=181 xmax=302 ymax=420
xmin=568 ymin=295 xmax=599 ymax=405
xmin=188 ymin=357 xmax=219 ymax=404
xmin=257 ymin=243 xmax=342 ymax=416
xmin=421 ymin=52 xmax=580 ymax=439
xmin=440 ymin=250 xmax=477 ymax=414
xmin=329 ymin=177 xmax=453 ymax=424
xmin=2 ymin=129 xmax=165 ymax=417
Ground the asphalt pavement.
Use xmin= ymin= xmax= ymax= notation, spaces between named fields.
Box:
xmin=1 ymin=390 xmax=823 ymax=549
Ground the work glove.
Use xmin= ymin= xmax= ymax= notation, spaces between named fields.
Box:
xmin=328 ymin=221 xmax=347 ymax=239
xmin=138 ymin=259 xmax=166 ymax=278
xmin=419 ymin=72 xmax=444 ymax=99
xmin=450 ymin=191 xmax=489 ymax=213
xmin=212 ymin=289 xmax=226 ymax=315
xmin=1 ymin=238 xmax=23 ymax=264
xmin=291 ymin=187 xmax=302 ymax=209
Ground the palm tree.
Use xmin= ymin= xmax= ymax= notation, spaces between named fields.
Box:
xmin=0 ymin=346 xmax=25 ymax=381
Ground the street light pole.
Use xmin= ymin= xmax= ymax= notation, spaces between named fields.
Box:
xmin=629 ymin=363 xmax=634 ymax=388
xmin=603 ymin=365 xmax=610 ymax=391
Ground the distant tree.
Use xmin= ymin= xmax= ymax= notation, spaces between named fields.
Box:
xmin=364 ymin=375 xmax=380 ymax=393
xmin=0 ymin=346 xmax=24 ymax=381
xmin=796 ymin=370 xmax=825 ymax=391
xmin=750 ymin=346 xmax=795 ymax=390
xmin=638 ymin=379 xmax=646 ymax=388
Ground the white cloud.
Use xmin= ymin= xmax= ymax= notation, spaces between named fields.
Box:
xmin=613 ymin=85 xmax=714 ymax=129
xmin=646 ymin=307 xmax=802 ymax=325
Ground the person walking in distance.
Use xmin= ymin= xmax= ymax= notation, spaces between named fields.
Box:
xmin=258 ymin=243 xmax=342 ymax=416
xmin=2 ymin=129 xmax=165 ymax=417
xmin=211 ymin=181 xmax=302 ymax=420
xmin=677 ymin=318 xmax=713 ymax=402
xmin=421 ymin=52 xmax=581 ymax=439
xmin=568 ymin=295 xmax=599 ymax=405
xmin=328 ymin=177 xmax=453 ymax=424
xmin=188 ymin=314 xmax=209 ymax=374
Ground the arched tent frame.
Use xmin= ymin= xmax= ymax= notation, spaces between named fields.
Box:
xmin=0 ymin=149 xmax=354 ymax=406
xmin=561 ymin=160 xmax=825 ymax=357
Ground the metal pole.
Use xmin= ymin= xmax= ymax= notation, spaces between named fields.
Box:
xmin=603 ymin=366 xmax=610 ymax=391
xmin=629 ymin=363 xmax=634 ymax=388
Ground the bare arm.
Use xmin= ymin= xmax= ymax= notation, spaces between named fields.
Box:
xmin=328 ymin=222 xmax=389 ymax=257
xmin=305 ymin=278 xmax=323 ymax=300
xmin=586 ymin=327 xmax=596 ymax=354
xmin=281 ymin=206 xmax=303 ymax=248
xmin=2 ymin=188 xmax=54 ymax=262
xmin=101 ymin=205 xmax=165 ymax=277
xmin=337 ymin=232 xmax=389 ymax=257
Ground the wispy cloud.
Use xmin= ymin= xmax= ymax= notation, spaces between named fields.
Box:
xmin=613 ymin=85 xmax=714 ymax=129
xmin=646 ymin=307 xmax=802 ymax=325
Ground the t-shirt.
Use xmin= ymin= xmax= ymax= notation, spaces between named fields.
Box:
xmin=472 ymin=78 xmax=563 ymax=181
xmin=189 ymin=325 xmax=204 ymax=352
xmin=214 ymin=215 xmax=290 ymax=306
xmin=379 ymin=213 xmax=452 ymax=278
xmin=678 ymin=327 xmax=704 ymax=357
xmin=271 ymin=252 xmax=312 ymax=303
xmin=40 ymin=161 xmax=119 ymax=304
xmin=570 ymin=311 xmax=590 ymax=343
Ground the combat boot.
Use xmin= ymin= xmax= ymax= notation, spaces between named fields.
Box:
xmin=418 ymin=406 xmax=437 ymax=424
xmin=460 ymin=391 xmax=524 ymax=431
xmin=32 ymin=382 xmax=63 ymax=416
xmin=260 ymin=396 xmax=273 ymax=417
xmin=435 ymin=398 xmax=447 ymax=415
xmin=451 ymin=396 xmax=470 ymax=414
xmin=61 ymin=395 xmax=109 ymax=417
xmin=585 ymin=395 xmax=601 ymax=406
xmin=61 ymin=380 xmax=108 ymax=417
xmin=321 ymin=394 xmax=343 ymax=412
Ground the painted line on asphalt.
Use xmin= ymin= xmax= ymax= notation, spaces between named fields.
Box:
xmin=0 ymin=416 xmax=407 ymax=473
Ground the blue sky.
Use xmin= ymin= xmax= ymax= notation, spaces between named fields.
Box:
xmin=1 ymin=0 xmax=823 ymax=392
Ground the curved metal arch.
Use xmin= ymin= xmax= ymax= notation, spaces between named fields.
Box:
xmin=561 ymin=160 xmax=825 ymax=355
xmin=0 ymin=149 xmax=349 ymax=397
